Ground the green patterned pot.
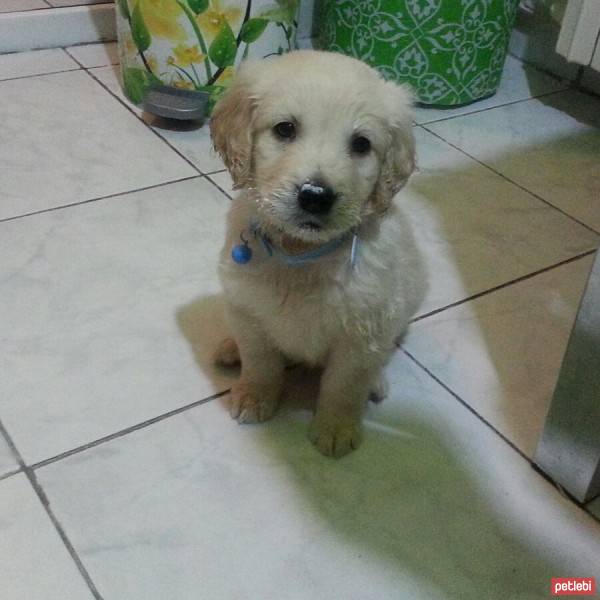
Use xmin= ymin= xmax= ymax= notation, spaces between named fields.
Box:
xmin=116 ymin=0 xmax=299 ymax=113
xmin=319 ymin=0 xmax=519 ymax=106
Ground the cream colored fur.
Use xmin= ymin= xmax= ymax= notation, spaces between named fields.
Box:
xmin=210 ymin=50 xmax=426 ymax=457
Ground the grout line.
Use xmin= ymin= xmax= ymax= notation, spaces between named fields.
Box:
xmin=40 ymin=0 xmax=115 ymax=5
xmin=0 ymin=5 xmax=52 ymax=12
xmin=585 ymin=509 xmax=600 ymax=526
xmin=0 ymin=467 xmax=23 ymax=482
xmin=410 ymin=250 xmax=598 ymax=324
xmin=0 ymin=419 xmax=104 ymax=600
xmin=64 ymin=39 xmax=117 ymax=50
xmin=32 ymin=389 xmax=229 ymax=470
xmin=0 ymin=422 xmax=26 ymax=469
xmin=401 ymin=348 xmax=531 ymax=462
xmin=415 ymin=88 xmax=568 ymax=126
xmin=62 ymin=45 xmax=86 ymax=68
xmin=530 ymin=464 xmax=600 ymax=526
xmin=530 ymin=462 xmax=599 ymax=515
xmin=0 ymin=174 xmax=202 ymax=224
xmin=584 ymin=499 xmax=600 ymax=525
xmin=419 ymin=125 xmax=600 ymax=237
xmin=0 ymin=66 xmax=81 ymax=85
xmin=205 ymin=173 xmax=232 ymax=200
xmin=62 ymin=44 xmax=118 ymax=69
xmin=82 ymin=67 xmax=208 ymax=176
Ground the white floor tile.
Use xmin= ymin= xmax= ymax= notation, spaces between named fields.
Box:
xmin=414 ymin=55 xmax=567 ymax=124
xmin=91 ymin=65 xmax=225 ymax=174
xmin=404 ymin=254 xmax=595 ymax=457
xmin=403 ymin=128 xmax=598 ymax=316
xmin=0 ymin=177 xmax=236 ymax=465
xmin=0 ymin=0 xmax=47 ymax=12
xmin=0 ymin=435 xmax=18 ymax=477
xmin=425 ymin=91 xmax=600 ymax=232
xmin=0 ymin=474 xmax=94 ymax=600
xmin=0 ymin=69 xmax=195 ymax=220
xmin=37 ymin=352 xmax=600 ymax=600
xmin=66 ymin=41 xmax=118 ymax=68
xmin=0 ymin=47 xmax=78 ymax=81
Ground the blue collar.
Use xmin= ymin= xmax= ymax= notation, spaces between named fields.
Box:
xmin=249 ymin=223 xmax=360 ymax=268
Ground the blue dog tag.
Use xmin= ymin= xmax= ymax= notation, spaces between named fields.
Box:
xmin=232 ymin=243 xmax=252 ymax=264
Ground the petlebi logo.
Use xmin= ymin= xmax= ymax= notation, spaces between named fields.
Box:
xmin=551 ymin=577 xmax=596 ymax=596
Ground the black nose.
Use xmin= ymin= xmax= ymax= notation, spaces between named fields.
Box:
xmin=297 ymin=182 xmax=336 ymax=215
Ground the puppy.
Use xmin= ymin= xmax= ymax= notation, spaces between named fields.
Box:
xmin=210 ymin=50 xmax=425 ymax=457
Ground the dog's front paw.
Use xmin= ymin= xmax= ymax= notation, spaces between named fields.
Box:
xmin=309 ymin=419 xmax=363 ymax=458
xmin=229 ymin=379 xmax=277 ymax=424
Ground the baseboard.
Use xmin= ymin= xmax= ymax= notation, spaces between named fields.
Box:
xmin=581 ymin=66 xmax=600 ymax=97
xmin=509 ymin=2 xmax=579 ymax=81
xmin=0 ymin=3 xmax=116 ymax=54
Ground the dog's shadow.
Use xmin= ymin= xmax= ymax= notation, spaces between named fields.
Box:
xmin=175 ymin=294 xmax=237 ymax=399
xmin=175 ymin=295 xmax=587 ymax=599
xmin=256 ymin=365 xmax=586 ymax=599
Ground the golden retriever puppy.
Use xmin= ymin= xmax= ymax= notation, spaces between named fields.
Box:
xmin=210 ymin=50 xmax=425 ymax=457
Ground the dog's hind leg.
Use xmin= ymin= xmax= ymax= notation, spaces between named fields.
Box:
xmin=214 ymin=337 xmax=241 ymax=367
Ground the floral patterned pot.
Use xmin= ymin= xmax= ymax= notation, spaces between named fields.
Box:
xmin=117 ymin=0 xmax=300 ymax=112
xmin=319 ymin=0 xmax=519 ymax=106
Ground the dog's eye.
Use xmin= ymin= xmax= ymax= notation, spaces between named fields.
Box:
xmin=351 ymin=135 xmax=371 ymax=155
xmin=273 ymin=121 xmax=296 ymax=140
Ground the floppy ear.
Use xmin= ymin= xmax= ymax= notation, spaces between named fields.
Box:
xmin=210 ymin=64 xmax=258 ymax=189
xmin=370 ymin=81 xmax=416 ymax=215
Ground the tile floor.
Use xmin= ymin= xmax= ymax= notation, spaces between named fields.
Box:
xmin=1 ymin=43 xmax=599 ymax=600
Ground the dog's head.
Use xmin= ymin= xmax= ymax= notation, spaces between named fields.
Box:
xmin=210 ymin=50 xmax=415 ymax=242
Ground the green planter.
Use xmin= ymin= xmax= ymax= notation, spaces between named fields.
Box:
xmin=319 ymin=0 xmax=519 ymax=106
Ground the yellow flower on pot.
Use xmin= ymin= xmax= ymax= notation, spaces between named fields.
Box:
xmin=197 ymin=0 xmax=242 ymax=42
xmin=170 ymin=44 xmax=206 ymax=66
xmin=139 ymin=0 xmax=186 ymax=42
